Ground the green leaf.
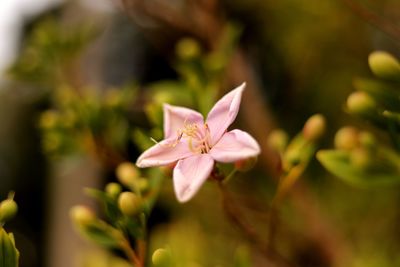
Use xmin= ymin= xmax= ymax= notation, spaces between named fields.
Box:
xmin=79 ymin=222 xmax=122 ymax=248
xmin=0 ymin=228 xmax=19 ymax=267
xmin=317 ymin=150 xmax=400 ymax=187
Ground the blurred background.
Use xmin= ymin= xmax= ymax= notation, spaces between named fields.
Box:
xmin=0 ymin=0 xmax=399 ymax=267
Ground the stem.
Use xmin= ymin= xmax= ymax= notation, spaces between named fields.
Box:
xmin=218 ymin=182 xmax=294 ymax=267
xmin=120 ymin=238 xmax=143 ymax=267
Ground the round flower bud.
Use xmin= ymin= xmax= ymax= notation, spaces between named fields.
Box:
xmin=303 ymin=114 xmax=326 ymax=141
xmin=347 ymin=92 xmax=376 ymax=115
xmin=39 ymin=110 xmax=59 ymax=129
xmin=138 ymin=178 xmax=149 ymax=193
xmin=334 ymin=127 xmax=359 ymax=150
xmin=152 ymin=248 xmax=171 ymax=266
xmin=267 ymin=129 xmax=289 ymax=152
xmin=350 ymin=147 xmax=372 ymax=170
xmin=105 ymin=182 xmax=122 ymax=198
xmin=176 ymin=37 xmax=201 ymax=60
xmin=116 ymin=162 xmax=139 ymax=186
xmin=118 ymin=192 xmax=141 ymax=216
xmin=234 ymin=157 xmax=257 ymax=172
xmin=70 ymin=205 xmax=96 ymax=227
xmin=0 ymin=199 xmax=18 ymax=223
xmin=359 ymin=131 xmax=376 ymax=150
xmin=368 ymin=51 xmax=400 ymax=81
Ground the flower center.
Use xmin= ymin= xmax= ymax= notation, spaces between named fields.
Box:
xmin=177 ymin=121 xmax=211 ymax=154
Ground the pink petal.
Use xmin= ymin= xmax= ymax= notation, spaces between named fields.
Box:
xmin=163 ymin=104 xmax=204 ymax=139
xmin=209 ymin=129 xmax=260 ymax=163
xmin=206 ymin=83 xmax=246 ymax=145
xmin=173 ymin=154 xmax=214 ymax=203
xmin=136 ymin=138 xmax=193 ymax=168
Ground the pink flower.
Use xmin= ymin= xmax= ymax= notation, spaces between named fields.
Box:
xmin=136 ymin=83 xmax=261 ymax=202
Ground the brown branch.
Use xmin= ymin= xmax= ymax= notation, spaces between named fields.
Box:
xmin=340 ymin=0 xmax=400 ymax=42
xmin=218 ymin=182 xmax=295 ymax=267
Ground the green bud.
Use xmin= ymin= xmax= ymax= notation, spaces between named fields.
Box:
xmin=359 ymin=131 xmax=376 ymax=150
xmin=176 ymin=37 xmax=201 ymax=60
xmin=70 ymin=205 xmax=96 ymax=227
xmin=267 ymin=129 xmax=289 ymax=152
xmin=118 ymin=192 xmax=141 ymax=216
xmin=368 ymin=51 xmax=400 ymax=81
xmin=350 ymin=147 xmax=372 ymax=170
xmin=234 ymin=157 xmax=258 ymax=172
xmin=116 ymin=162 xmax=139 ymax=186
xmin=105 ymin=183 xmax=122 ymax=198
xmin=334 ymin=127 xmax=359 ymax=150
xmin=0 ymin=199 xmax=18 ymax=223
xmin=303 ymin=114 xmax=326 ymax=141
xmin=347 ymin=92 xmax=376 ymax=115
xmin=152 ymin=248 xmax=172 ymax=266
xmin=138 ymin=178 xmax=149 ymax=193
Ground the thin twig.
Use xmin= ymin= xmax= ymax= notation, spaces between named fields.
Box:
xmin=340 ymin=0 xmax=400 ymax=42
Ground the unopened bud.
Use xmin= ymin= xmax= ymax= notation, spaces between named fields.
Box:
xmin=368 ymin=51 xmax=400 ymax=81
xmin=303 ymin=114 xmax=326 ymax=141
xmin=116 ymin=162 xmax=139 ymax=186
xmin=359 ymin=131 xmax=376 ymax=150
xmin=118 ymin=192 xmax=141 ymax=216
xmin=234 ymin=157 xmax=257 ymax=172
xmin=152 ymin=248 xmax=172 ymax=266
xmin=105 ymin=183 xmax=122 ymax=198
xmin=350 ymin=147 xmax=372 ymax=170
xmin=0 ymin=199 xmax=18 ymax=223
xmin=347 ymin=92 xmax=376 ymax=115
xmin=267 ymin=129 xmax=289 ymax=152
xmin=70 ymin=205 xmax=96 ymax=227
xmin=138 ymin=178 xmax=149 ymax=192
xmin=39 ymin=110 xmax=59 ymax=129
xmin=176 ymin=37 xmax=201 ymax=60
xmin=334 ymin=127 xmax=359 ymax=150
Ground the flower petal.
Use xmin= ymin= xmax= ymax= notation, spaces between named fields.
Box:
xmin=173 ymin=154 xmax=214 ymax=203
xmin=163 ymin=104 xmax=204 ymax=139
xmin=136 ymin=138 xmax=192 ymax=168
xmin=206 ymin=83 xmax=246 ymax=145
xmin=209 ymin=129 xmax=261 ymax=163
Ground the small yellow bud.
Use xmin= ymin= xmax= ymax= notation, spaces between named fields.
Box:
xmin=118 ymin=192 xmax=141 ymax=216
xmin=138 ymin=178 xmax=149 ymax=192
xmin=176 ymin=37 xmax=201 ymax=60
xmin=116 ymin=162 xmax=139 ymax=186
xmin=347 ymin=92 xmax=376 ymax=115
xmin=70 ymin=205 xmax=96 ymax=227
xmin=303 ymin=114 xmax=326 ymax=141
xmin=234 ymin=157 xmax=257 ymax=172
xmin=105 ymin=183 xmax=122 ymax=198
xmin=359 ymin=131 xmax=376 ymax=150
xmin=152 ymin=248 xmax=171 ymax=266
xmin=368 ymin=51 xmax=400 ymax=81
xmin=0 ymin=199 xmax=18 ymax=223
xmin=267 ymin=129 xmax=289 ymax=152
xmin=334 ymin=127 xmax=359 ymax=150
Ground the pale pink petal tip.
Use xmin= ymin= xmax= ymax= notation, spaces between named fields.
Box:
xmin=173 ymin=154 xmax=214 ymax=203
xmin=210 ymin=129 xmax=261 ymax=163
xmin=136 ymin=138 xmax=192 ymax=168
xmin=206 ymin=82 xmax=246 ymax=144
